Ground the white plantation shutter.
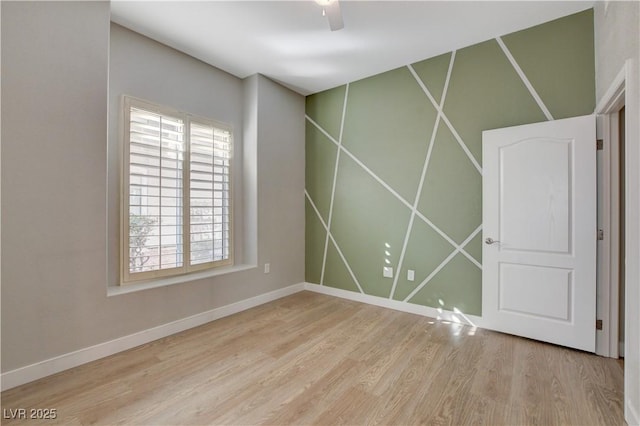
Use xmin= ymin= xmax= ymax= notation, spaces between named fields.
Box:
xmin=123 ymin=97 xmax=232 ymax=283
xmin=189 ymin=123 xmax=231 ymax=267
xmin=127 ymin=107 xmax=185 ymax=275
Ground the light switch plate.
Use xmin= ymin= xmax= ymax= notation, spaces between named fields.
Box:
xmin=383 ymin=266 xmax=393 ymax=278
xmin=407 ymin=270 xmax=415 ymax=281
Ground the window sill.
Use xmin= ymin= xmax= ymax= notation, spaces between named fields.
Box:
xmin=107 ymin=263 xmax=257 ymax=297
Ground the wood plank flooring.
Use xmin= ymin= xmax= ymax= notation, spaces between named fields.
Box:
xmin=1 ymin=291 xmax=625 ymax=425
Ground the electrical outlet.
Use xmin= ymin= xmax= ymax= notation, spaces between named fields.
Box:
xmin=383 ymin=266 xmax=393 ymax=278
xmin=407 ymin=269 xmax=415 ymax=281
xmin=264 ymin=263 xmax=270 ymax=274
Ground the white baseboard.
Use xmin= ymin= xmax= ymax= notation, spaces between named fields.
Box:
xmin=628 ymin=399 xmax=640 ymax=426
xmin=1 ymin=282 xmax=306 ymax=391
xmin=303 ymin=282 xmax=485 ymax=328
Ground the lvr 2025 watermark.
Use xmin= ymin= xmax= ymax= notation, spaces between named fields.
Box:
xmin=3 ymin=408 xmax=57 ymax=420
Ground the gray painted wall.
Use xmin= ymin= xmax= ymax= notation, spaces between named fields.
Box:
xmin=108 ymin=23 xmax=248 ymax=286
xmin=1 ymin=1 xmax=305 ymax=373
xmin=594 ymin=2 xmax=640 ymax=422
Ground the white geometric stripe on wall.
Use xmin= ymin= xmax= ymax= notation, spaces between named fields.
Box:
xmin=403 ymin=224 xmax=482 ymax=302
xmin=320 ymin=83 xmax=350 ymax=287
xmin=407 ymin=59 xmax=483 ymax=175
xmin=305 ymin=46 xmax=484 ymax=302
xmin=305 ymin=189 xmax=364 ymax=294
xmin=305 ymin=122 xmax=482 ymax=302
xmin=390 ymin=50 xmax=457 ymax=300
xmin=306 ymin=115 xmax=484 ymax=272
xmin=496 ymin=36 xmax=554 ymax=121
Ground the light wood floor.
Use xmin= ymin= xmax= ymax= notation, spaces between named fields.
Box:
xmin=1 ymin=291 xmax=625 ymax=425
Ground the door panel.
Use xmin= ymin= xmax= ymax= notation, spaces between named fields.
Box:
xmin=499 ymin=263 xmax=572 ymax=321
xmin=482 ymin=114 xmax=596 ymax=352
xmin=501 ymin=138 xmax=571 ymax=253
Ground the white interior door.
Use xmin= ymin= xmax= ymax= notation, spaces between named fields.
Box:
xmin=482 ymin=114 xmax=596 ymax=352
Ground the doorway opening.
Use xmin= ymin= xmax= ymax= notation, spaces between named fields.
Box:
xmin=595 ymin=67 xmax=627 ymax=361
xmin=618 ymin=105 xmax=625 ymax=360
xmin=596 ymin=66 xmax=629 ymax=367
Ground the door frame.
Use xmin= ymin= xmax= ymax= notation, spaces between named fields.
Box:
xmin=595 ymin=61 xmax=628 ymax=358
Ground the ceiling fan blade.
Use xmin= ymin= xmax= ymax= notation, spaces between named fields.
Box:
xmin=325 ymin=1 xmax=344 ymax=31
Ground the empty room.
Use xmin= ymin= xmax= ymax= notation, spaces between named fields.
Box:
xmin=1 ymin=1 xmax=639 ymax=425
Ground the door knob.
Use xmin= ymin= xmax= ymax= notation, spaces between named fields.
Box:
xmin=485 ymin=237 xmax=500 ymax=245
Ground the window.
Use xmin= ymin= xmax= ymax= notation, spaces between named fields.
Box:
xmin=122 ymin=96 xmax=232 ymax=284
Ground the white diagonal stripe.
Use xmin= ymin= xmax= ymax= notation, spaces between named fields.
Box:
xmin=438 ymin=113 xmax=482 ymax=173
xmin=307 ymin=114 xmax=414 ymax=211
xmin=414 ymin=210 xmax=482 ymax=269
xmin=320 ymin=84 xmax=350 ymax=287
xmin=496 ymin=36 xmax=554 ymax=121
xmin=458 ymin=225 xmax=483 ymax=268
xmin=403 ymin=224 xmax=482 ymax=302
xmin=306 ymin=115 xmax=339 ymax=145
xmin=340 ymin=145 xmax=414 ymax=211
xmin=387 ymin=117 xmax=440 ymax=299
xmin=305 ymin=190 xmax=364 ymax=294
xmin=407 ymin=63 xmax=482 ymax=175
xmin=304 ymin=189 xmax=328 ymax=230
xmin=439 ymin=50 xmax=456 ymax=108
xmin=327 ymin=233 xmax=365 ymax=294
xmin=305 ymin=114 xmax=481 ymax=270
xmin=390 ymin=52 xmax=457 ymax=300
xmin=403 ymin=248 xmax=459 ymax=303
xmin=389 ymin=212 xmax=417 ymax=300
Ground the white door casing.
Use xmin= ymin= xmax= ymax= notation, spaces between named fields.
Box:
xmin=482 ymin=114 xmax=596 ymax=352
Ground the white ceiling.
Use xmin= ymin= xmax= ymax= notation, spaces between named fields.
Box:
xmin=110 ymin=1 xmax=594 ymax=95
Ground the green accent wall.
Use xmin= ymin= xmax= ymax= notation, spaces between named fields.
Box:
xmin=305 ymin=10 xmax=595 ymax=316
xmin=501 ymin=9 xmax=595 ymax=120
xmin=417 ymin=121 xmax=481 ymax=245
xmin=324 ymin=240 xmax=360 ymax=293
xmin=391 ymin=218 xmax=453 ymax=302
xmin=341 ymin=67 xmax=438 ymax=202
xmin=444 ymin=38 xmax=547 ymax=164
xmin=305 ymin=198 xmax=326 ymax=285
xmin=330 ymin=154 xmax=412 ymax=298
xmin=305 ymin=84 xmax=346 ymax=141
xmin=412 ymin=52 xmax=452 ymax=105
xmin=305 ymin=121 xmax=337 ymax=223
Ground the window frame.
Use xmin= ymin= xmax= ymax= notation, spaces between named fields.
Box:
xmin=120 ymin=95 xmax=234 ymax=285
